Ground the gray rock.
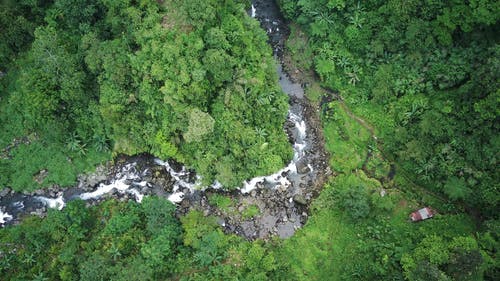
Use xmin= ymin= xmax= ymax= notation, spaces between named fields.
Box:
xmin=85 ymin=173 xmax=108 ymax=187
xmin=293 ymin=194 xmax=307 ymax=205
xmin=216 ymin=217 xmax=225 ymax=226
xmin=277 ymin=222 xmax=295 ymax=238
xmin=296 ymin=159 xmax=311 ymax=174
xmin=0 ymin=188 xmax=11 ymax=198
xmin=181 ymin=200 xmax=190 ymax=208
xmin=241 ymin=221 xmax=256 ymax=238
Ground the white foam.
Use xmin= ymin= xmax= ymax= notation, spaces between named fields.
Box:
xmin=168 ymin=192 xmax=184 ymax=203
xmin=307 ymin=164 xmax=314 ymax=172
xmin=0 ymin=210 xmax=13 ymax=224
xmin=297 ymin=120 xmax=306 ymax=139
xmin=293 ymin=143 xmax=306 ymax=160
xmin=127 ymin=188 xmax=144 ymax=203
xmin=154 ymin=159 xmax=200 ymax=192
xmin=13 ymin=201 xmax=24 ymax=209
xmin=78 ymin=162 xmax=146 ymax=203
xmin=79 ymin=178 xmax=130 ymax=200
xmin=251 ymin=5 xmax=256 ymax=18
xmin=135 ymin=181 xmax=148 ymax=187
xmin=35 ymin=195 xmax=65 ymax=210
xmin=242 ymin=176 xmax=266 ymax=193
xmin=211 ymin=180 xmax=223 ymax=190
xmin=290 ymin=112 xmax=307 ymax=140
xmin=241 ymin=160 xmax=296 ymax=194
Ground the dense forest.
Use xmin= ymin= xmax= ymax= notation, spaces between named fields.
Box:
xmin=0 ymin=0 xmax=499 ymax=280
xmin=0 ymin=198 xmax=288 ymax=280
xmin=0 ymin=0 xmax=291 ymax=190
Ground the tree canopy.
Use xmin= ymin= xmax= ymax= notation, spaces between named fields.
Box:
xmin=0 ymin=0 xmax=292 ymax=191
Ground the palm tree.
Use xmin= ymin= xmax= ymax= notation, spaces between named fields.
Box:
xmin=346 ymin=65 xmax=361 ymax=85
xmin=66 ymin=132 xmax=87 ymax=155
xmin=109 ymin=243 xmax=122 ymax=261
xmin=23 ymin=253 xmax=35 ymax=266
xmin=349 ymin=13 xmax=365 ymax=28
xmin=255 ymin=127 xmax=268 ymax=139
xmin=337 ymin=56 xmax=351 ymax=69
xmin=92 ymin=134 xmax=109 ymax=152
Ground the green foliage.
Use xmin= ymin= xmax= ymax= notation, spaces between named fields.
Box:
xmin=401 ymin=235 xmax=484 ymax=281
xmin=142 ymin=196 xmax=179 ymax=236
xmin=443 ymin=177 xmax=471 ymax=201
xmin=0 ymin=197 xmax=184 ymax=280
xmin=0 ymin=0 xmax=292 ymax=191
xmin=322 ymin=102 xmax=371 ymax=172
xmin=184 ymin=108 xmax=215 ymax=143
xmin=1 ymin=138 xmax=109 ymax=191
xmin=181 ymin=210 xmax=219 ymax=249
xmin=278 ymin=170 xmax=493 ymax=280
xmin=339 ymin=185 xmax=371 ymax=220
xmin=279 ymin=0 xmax=500 ymax=218
xmin=2 ymin=2 xmax=498 ymax=281
xmin=194 ymin=231 xmax=229 ymax=267
xmin=0 ymin=0 xmax=48 ymax=67
xmin=208 ymin=194 xmax=234 ymax=212
xmin=242 ymin=204 xmax=261 ymax=219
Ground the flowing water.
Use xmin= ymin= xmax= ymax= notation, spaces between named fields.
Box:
xmin=0 ymin=0 xmax=329 ymax=239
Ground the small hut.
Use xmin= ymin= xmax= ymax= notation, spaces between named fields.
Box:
xmin=410 ymin=207 xmax=434 ymax=222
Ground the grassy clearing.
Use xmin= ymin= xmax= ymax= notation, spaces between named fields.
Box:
xmin=279 ymin=205 xmax=355 ymax=280
xmin=322 ymin=102 xmax=371 ymax=173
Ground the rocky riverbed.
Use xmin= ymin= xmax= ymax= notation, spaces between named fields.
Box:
xmin=0 ymin=0 xmax=330 ymax=240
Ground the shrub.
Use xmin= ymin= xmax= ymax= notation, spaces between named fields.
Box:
xmin=339 ymin=185 xmax=371 ymax=220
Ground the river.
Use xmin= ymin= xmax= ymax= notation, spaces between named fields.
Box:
xmin=0 ymin=0 xmax=329 ymax=239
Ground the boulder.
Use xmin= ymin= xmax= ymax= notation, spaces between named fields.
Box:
xmin=293 ymin=194 xmax=307 ymax=205
xmin=295 ymin=159 xmax=311 ymax=174
xmin=0 ymin=188 xmax=11 ymax=198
